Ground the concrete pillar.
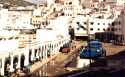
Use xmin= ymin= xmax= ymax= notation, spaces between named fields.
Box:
xmin=41 ymin=46 xmax=43 ymax=59
xmin=16 ymin=54 xmax=21 ymax=69
xmin=31 ymin=49 xmax=35 ymax=61
xmin=45 ymin=45 xmax=48 ymax=59
xmin=24 ymin=51 xmax=29 ymax=66
xmin=52 ymin=42 xmax=55 ymax=55
xmin=42 ymin=47 xmax=45 ymax=59
xmin=10 ymin=56 xmax=14 ymax=72
xmin=1 ymin=57 xmax=5 ymax=76
xmin=39 ymin=48 xmax=42 ymax=59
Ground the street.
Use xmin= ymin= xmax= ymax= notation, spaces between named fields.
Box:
xmin=21 ymin=41 xmax=125 ymax=77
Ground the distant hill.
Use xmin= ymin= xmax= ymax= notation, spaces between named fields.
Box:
xmin=0 ymin=0 xmax=35 ymax=7
xmin=24 ymin=0 xmax=46 ymax=4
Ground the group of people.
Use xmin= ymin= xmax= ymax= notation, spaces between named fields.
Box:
xmin=4 ymin=63 xmax=30 ymax=77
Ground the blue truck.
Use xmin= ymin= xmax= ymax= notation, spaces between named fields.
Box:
xmin=80 ymin=40 xmax=106 ymax=58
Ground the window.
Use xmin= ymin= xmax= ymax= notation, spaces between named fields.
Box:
xmin=90 ymin=28 xmax=93 ymax=31
xmin=97 ymin=23 xmax=100 ymax=25
xmin=108 ymin=23 xmax=110 ymax=26
xmin=107 ymin=28 xmax=110 ymax=31
xmin=90 ymin=22 xmax=94 ymax=25
xmin=84 ymin=22 xmax=87 ymax=25
xmin=118 ymin=15 xmax=120 ymax=17
xmin=9 ymin=37 xmax=13 ymax=40
xmin=103 ymin=23 xmax=105 ymax=25
xmin=118 ymin=21 xmax=121 ymax=25
xmin=76 ymin=22 xmax=79 ymax=24
xmin=103 ymin=28 xmax=105 ymax=31
xmin=69 ymin=2 xmax=72 ymax=5
xmin=112 ymin=22 xmax=115 ymax=26
xmin=0 ymin=38 xmax=2 ymax=40
xmin=61 ymin=12 xmax=64 ymax=16
xmin=42 ymin=22 xmax=44 ymax=25
xmin=15 ymin=37 xmax=19 ymax=39
xmin=111 ymin=28 xmax=114 ymax=31
xmin=77 ymin=28 xmax=79 ymax=30
xmin=97 ymin=28 xmax=100 ymax=31
xmin=115 ymin=28 xmax=117 ymax=31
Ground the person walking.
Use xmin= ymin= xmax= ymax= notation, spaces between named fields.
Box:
xmin=68 ymin=26 xmax=75 ymax=42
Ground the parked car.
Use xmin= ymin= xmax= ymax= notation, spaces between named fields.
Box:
xmin=80 ymin=40 xmax=106 ymax=58
xmin=59 ymin=43 xmax=70 ymax=53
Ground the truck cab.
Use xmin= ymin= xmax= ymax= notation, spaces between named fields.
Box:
xmin=80 ymin=40 xmax=106 ymax=58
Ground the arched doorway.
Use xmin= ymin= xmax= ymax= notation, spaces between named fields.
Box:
xmin=34 ymin=49 xmax=38 ymax=61
xmin=4 ymin=57 xmax=11 ymax=76
xmin=20 ymin=55 xmax=25 ymax=70
xmin=38 ymin=47 xmax=41 ymax=60
xmin=47 ymin=44 xmax=51 ymax=57
xmin=44 ymin=45 xmax=47 ymax=58
xmin=29 ymin=50 xmax=32 ymax=65
xmin=13 ymin=57 xmax=18 ymax=71
xmin=41 ymin=46 xmax=44 ymax=59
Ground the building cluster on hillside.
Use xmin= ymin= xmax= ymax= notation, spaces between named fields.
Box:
xmin=0 ymin=0 xmax=125 ymax=76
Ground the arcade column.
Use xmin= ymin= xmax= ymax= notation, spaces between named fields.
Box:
xmin=10 ymin=56 xmax=14 ymax=72
xmin=24 ymin=50 xmax=29 ymax=66
xmin=1 ymin=57 xmax=5 ymax=76
xmin=16 ymin=54 xmax=21 ymax=69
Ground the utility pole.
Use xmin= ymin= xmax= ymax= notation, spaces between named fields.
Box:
xmin=86 ymin=17 xmax=92 ymax=67
xmin=86 ymin=18 xmax=90 ymax=41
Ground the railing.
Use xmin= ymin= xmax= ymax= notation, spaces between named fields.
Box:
xmin=0 ymin=37 xmax=70 ymax=58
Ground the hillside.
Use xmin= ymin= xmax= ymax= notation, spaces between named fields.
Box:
xmin=0 ymin=0 xmax=35 ymax=7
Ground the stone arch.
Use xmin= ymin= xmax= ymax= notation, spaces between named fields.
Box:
xmin=45 ymin=44 xmax=47 ymax=50
xmin=34 ymin=48 xmax=39 ymax=61
xmin=38 ymin=47 xmax=41 ymax=60
xmin=54 ymin=44 xmax=56 ymax=48
xmin=20 ymin=54 xmax=25 ymax=69
xmin=59 ymin=41 xmax=61 ymax=45
xmin=34 ymin=49 xmax=37 ymax=59
xmin=4 ymin=57 xmax=11 ymax=76
xmin=13 ymin=56 xmax=18 ymax=70
xmin=52 ymin=44 xmax=54 ymax=54
xmin=51 ymin=44 xmax=54 ymax=50
xmin=29 ymin=49 xmax=32 ymax=64
xmin=47 ymin=44 xmax=51 ymax=57
xmin=56 ymin=43 xmax=58 ymax=47
xmin=50 ymin=44 xmax=52 ymax=50
xmin=61 ymin=41 xmax=63 ymax=45
xmin=41 ymin=46 xmax=44 ymax=58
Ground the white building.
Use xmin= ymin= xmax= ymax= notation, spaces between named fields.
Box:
xmin=71 ymin=13 xmax=115 ymax=37
xmin=0 ymin=4 xmax=71 ymax=76
xmin=0 ymin=9 xmax=8 ymax=29
xmin=62 ymin=0 xmax=82 ymax=17
xmin=116 ymin=0 xmax=125 ymax=6
xmin=8 ymin=8 xmax=34 ymax=29
xmin=113 ymin=8 xmax=125 ymax=45
xmin=0 ymin=7 xmax=34 ymax=30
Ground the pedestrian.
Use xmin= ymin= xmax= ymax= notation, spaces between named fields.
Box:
xmin=68 ymin=26 xmax=75 ymax=43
